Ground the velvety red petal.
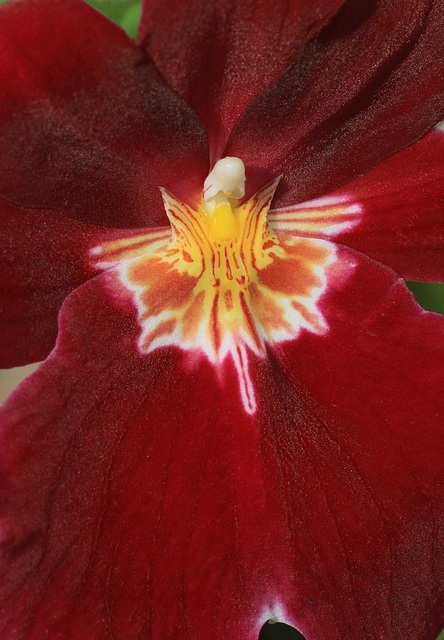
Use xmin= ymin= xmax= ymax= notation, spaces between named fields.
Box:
xmin=269 ymin=127 xmax=444 ymax=283
xmin=0 ymin=0 xmax=208 ymax=228
xmin=139 ymin=0 xmax=345 ymax=161
xmin=259 ymin=248 xmax=444 ymax=639
xmin=330 ymin=127 xmax=444 ymax=283
xmin=0 ymin=251 xmax=442 ymax=639
xmin=226 ymin=0 xmax=444 ymax=208
xmin=0 ymin=198 xmax=169 ymax=367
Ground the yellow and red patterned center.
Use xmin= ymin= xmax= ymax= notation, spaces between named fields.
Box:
xmin=90 ymin=158 xmax=359 ymax=414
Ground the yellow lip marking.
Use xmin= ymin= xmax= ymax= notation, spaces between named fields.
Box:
xmin=90 ymin=163 xmax=358 ymax=414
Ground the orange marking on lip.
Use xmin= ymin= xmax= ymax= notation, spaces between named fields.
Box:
xmin=239 ymin=292 xmax=262 ymax=352
xmin=284 ymin=239 xmax=332 ymax=263
xmin=248 ymin=282 xmax=292 ymax=334
xmin=182 ymin=251 xmax=193 ymax=262
xmin=291 ymin=300 xmax=324 ymax=332
xmin=142 ymin=318 xmax=177 ymax=351
xmin=258 ymin=253 xmax=321 ymax=296
xmin=92 ymin=178 xmax=340 ymax=414
xmin=134 ymin=258 xmax=197 ymax=317
xmin=224 ymin=246 xmax=233 ymax=281
xmin=209 ymin=294 xmax=221 ymax=354
xmin=224 ymin=289 xmax=234 ymax=312
xmin=182 ymin=290 xmax=206 ymax=341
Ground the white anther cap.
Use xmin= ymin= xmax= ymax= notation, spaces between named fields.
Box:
xmin=203 ymin=157 xmax=246 ymax=202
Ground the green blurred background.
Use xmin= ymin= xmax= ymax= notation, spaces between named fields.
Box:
xmin=0 ymin=0 xmax=442 ymax=638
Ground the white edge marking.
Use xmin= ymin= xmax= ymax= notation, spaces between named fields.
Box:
xmin=273 ymin=194 xmax=351 ymax=211
xmin=231 ymin=343 xmax=257 ymax=415
xmin=259 ymin=601 xmax=293 ymax=627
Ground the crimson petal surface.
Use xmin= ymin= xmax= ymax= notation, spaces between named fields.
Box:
xmin=139 ymin=0 xmax=345 ymax=161
xmin=226 ymin=0 xmax=444 ymax=208
xmin=270 ymin=127 xmax=444 ymax=283
xmin=322 ymin=127 xmax=444 ymax=282
xmin=0 ymin=198 xmax=168 ymax=367
xmin=0 ymin=0 xmax=208 ymax=228
xmin=0 ymin=247 xmax=442 ymax=639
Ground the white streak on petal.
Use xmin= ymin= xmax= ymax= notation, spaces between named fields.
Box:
xmin=232 ymin=343 xmax=256 ymax=415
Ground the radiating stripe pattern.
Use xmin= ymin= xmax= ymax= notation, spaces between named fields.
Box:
xmin=89 ymin=229 xmax=171 ymax=269
xmin=90 ymin=181 xmax=358 ymax=414
xmin=268 ymin=195 xmax=361 ymax=237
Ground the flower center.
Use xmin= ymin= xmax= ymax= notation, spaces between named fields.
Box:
xmin=203 ymin=156 xmax=246 ymax=242
xmin=91 ymin=157 xmax=339 ymax=415
xmin=159 ymin=164 xmax=284 ymax=366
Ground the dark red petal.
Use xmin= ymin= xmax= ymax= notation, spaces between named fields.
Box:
xmin=269 ymin=127 xmax=444 ymax=283
xmin=139 ymin=0 xmax=345 ymax=161
xmin=0 ymin=198 xmax=168 ymax=367
xmin=226 ymin=0 xmax=444 ymax=207
xmin=0 ymin=0 xmax=208 ymax=228
xmin=326 ymin=127 xmax=444 ymax=283
xmin=260 ymin=249 xmax=444 ymax=639
xmin=0 ymin=251 xmax=442 ymax=639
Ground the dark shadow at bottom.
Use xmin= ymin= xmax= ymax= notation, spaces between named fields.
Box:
xmin=259 ymin=621 xmax=307 ymax=639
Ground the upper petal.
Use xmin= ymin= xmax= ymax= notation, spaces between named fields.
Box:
xmin=138 ymin=0 xmax=345 ymax=161
xmin=226 ymin=0 xmax=444 ymax=207
xmin=0 ymin=0 xmax=208 ymax=228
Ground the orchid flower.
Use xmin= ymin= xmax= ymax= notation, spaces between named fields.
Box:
xmin=0 ymin=0 xmax=443 ymax=638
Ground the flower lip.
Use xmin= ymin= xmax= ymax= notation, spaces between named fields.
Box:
xmin=91 ymin=177 xmax=340 ymax=416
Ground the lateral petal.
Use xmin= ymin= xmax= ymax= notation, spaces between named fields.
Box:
xmin=269 ymin=127 xmax=444 ymax=283
xmin=0 ymin=197 xmax=169 ymax=367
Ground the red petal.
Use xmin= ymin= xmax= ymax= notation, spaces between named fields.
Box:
xmin=265 ymin=249 xmax=444 ymax=639
xmin=0 ymin=251 xmax=442 ymax=639
xmin=226 ymin=0 xmax=444 ymax=207
xmin=0 ymin=197 xmax=169 ymax=367
xmin=139 ymin=0 xmax=345 ymax=161
xmin=328 ymin=127 xmax=444 ymax=283
xmin=0 ymin=0 xmax=208 ymax=228
xmin=269 ymin=127 xmax=444 ymax=283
